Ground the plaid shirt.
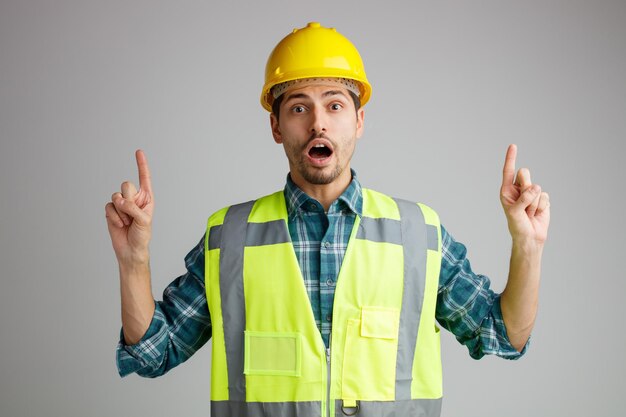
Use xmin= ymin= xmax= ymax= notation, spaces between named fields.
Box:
xmin=117 ymin=171 xmax=526 ymax=377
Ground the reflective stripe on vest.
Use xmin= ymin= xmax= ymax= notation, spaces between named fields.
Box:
xmin=205 ymin=189 xmax=443 ymax=416
xmin=210 ymin=399 xmax=442 ymax=417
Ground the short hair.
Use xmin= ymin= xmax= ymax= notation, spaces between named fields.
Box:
xmin=272 ymin=90 xmax=361 ymax=122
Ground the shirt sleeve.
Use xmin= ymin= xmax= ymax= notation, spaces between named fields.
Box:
xmin=116 ymin=235 xmax=212 ymax=377
xmin=436 ymin=225 xmax=529 ymax=360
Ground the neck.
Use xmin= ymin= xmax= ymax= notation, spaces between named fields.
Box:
xmin=290 ymin=169 xmax=352 ymax=212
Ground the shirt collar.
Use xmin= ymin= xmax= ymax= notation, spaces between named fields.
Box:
xmin=284 ymin=169 xmax=363 ymax=218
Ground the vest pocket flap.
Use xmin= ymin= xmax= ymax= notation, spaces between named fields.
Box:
xmin=244 ymin=331 xmax=302 ymax=376
xmin=360 ymin=306 xmax=400 ymax=339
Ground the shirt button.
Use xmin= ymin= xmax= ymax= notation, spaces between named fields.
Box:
xmin=326 ymin=278 xmax=335 ymax=286
xmin=323 ymin=241 xmax=331 ymax=248
xmin=310 ymin=203 xmax=317 ymax=210
xmin=326 ymin=313 xmax=332 ymax=322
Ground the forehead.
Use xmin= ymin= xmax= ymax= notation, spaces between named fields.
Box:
xmin=282 ymin=82 xmax=352 ymax=101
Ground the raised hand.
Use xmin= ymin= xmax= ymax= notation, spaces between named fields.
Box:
xmin=105 ymin=150 xmax=155 ymax=265
xmin=500 ymin=144 xmax=550 ymax=245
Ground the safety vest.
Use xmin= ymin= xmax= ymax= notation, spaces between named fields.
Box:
xmin=205 ymin=188 xmax=443 ymax=417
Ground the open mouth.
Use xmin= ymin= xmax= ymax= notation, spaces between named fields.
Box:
xmin=308 ymin=143 xmax=333 ymax=160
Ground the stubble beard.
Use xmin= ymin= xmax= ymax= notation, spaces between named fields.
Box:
xmin=286 ymin=133 xmax=354 ymax=185
xmin=295 ymin=136 xmax=343 ymax=185
xmin=296 ymin=160 xmax=343 ymax=185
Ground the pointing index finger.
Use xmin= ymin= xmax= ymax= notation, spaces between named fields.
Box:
xmin=135 ymin=149 xmax=152 ymax=193
xmin=502 ymin=144 xmax=517 ymax=186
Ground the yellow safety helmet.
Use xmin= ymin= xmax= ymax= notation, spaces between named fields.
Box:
xmin=261 ymin=22 xmax=372 ymax=112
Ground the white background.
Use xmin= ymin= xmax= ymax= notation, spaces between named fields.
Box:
xmin=1 ymin=1 xmax=625 ymax=416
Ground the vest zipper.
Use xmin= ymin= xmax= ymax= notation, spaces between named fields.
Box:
xmin=326 ymin=346 xmax=331 ymax=417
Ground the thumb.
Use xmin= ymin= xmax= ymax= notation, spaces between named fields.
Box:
xmin=121 ymin=181 xmax=138 ymax=199
xmin=513 ymin=184 xmax=541 ymax=213
xmin=117 ymin=198 xmax=151 ymax=227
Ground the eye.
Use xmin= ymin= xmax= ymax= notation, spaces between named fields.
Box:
xmin=330 ymin=103 xmax=343 ymax=111
xmin=292 ymin=105 xmax=306 ymax=113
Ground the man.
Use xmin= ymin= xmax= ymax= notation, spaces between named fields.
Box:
xmin=105 ymin=22 xmax=550 ymax=417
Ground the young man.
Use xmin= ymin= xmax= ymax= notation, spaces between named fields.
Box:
xmin=106 ymin=22 xmax=550 ymax=417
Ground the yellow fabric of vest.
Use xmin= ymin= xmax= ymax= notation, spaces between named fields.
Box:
xmin=205 ymin=188 xmax=442 ymax=416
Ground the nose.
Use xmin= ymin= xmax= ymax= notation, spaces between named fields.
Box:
xmin=309 ymin=105 xmax=327 ymax=135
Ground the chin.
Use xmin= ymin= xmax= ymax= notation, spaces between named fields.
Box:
xmin=301 ymin=167 xmax=343 ymax=185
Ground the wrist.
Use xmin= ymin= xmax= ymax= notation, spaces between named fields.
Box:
xmin=118 ymin=254 xmax=150 ymax=275
xmin=512 ymin=236 xmax=544 ymax=251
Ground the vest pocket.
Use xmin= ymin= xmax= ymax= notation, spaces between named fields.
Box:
xmin=244 ymin=331 xmax=302 ymax=377
xmin=341 ymin=306 xmax=400 ymax=401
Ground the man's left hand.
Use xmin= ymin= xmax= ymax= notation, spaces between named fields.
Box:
xmin=500 ymin=144 xmax=551 ymax=245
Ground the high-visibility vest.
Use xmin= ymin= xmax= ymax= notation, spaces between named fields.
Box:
xmin=205 ymin=188 xmax=443 ymax=417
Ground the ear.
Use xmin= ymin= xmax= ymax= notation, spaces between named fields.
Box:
xmin=355 ymin=108 xmax=365 ymax=139
xmin=270 ymin=113 xmax=282 ymax=144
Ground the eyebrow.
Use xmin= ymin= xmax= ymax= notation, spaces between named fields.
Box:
xmin=283 ymin=89 xmax=349 ymax=104
xmin=322 ymin=90 xmax=348 ymax=98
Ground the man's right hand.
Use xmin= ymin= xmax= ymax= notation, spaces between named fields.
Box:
xmin=105 ymin=150 xmax=154 ymax=266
